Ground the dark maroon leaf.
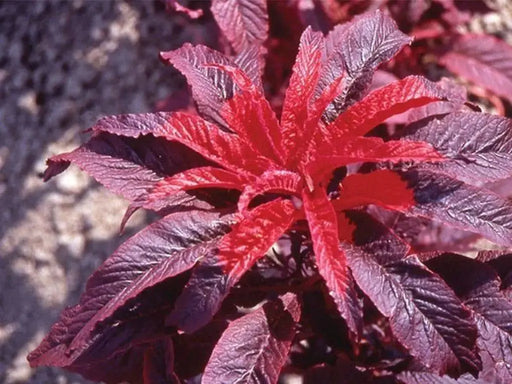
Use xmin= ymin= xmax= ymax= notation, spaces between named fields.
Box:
xmin=344 ymin=230 xmax=480 ymax=374
xmin=440 ymin=34 xmax=512 ymax=104
xmin=399 ymin=168 xmax=512 ymax=247
xmin=166 ymin=256 xmax=228 ymax=334
xmin=28 ymin=210 xmax=234 ymax=369
xmin=428 ymin=254 xmax=512 ymax=383
xmin=202 ymin=293 xmax=300 ymax=384
xmin=211 ymin=0 xmax=268 ymax=53
xmin=398 ymin=371 xmax=488 ymax=384
xmin=371 ymin=207 xmax=480 ymax=253
xmin=143 ymin=338 xmax=180 ymax=384
xmin=44 ymin=133 xmax=206 ymax=202
xmin=304 ymin=355 xmax=373 ymax=384
xmin=344 ymin=210 xmax=410 ymax=262
xmin=402 ymin=112 xmax=512 ymax=185
xmin=319 ymin=10 xmax=411 ymax=121
xmin=160 ymin=44 xmax=262 ymax=127
xmin=482 ymin=253 xmax=512 ymax=293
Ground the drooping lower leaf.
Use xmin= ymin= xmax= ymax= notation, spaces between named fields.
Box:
xmin=303 ymin=188 xmax=362 ymax=335
xmin=344 ymin=241 xmax=480 ymax=374
xmin=202 ymin=293 xmax=300 ymax=384
xmin=143 ymin=338 xmax=180 ymax=384
xmin=144 ymin=166 xmax=249 ymax=206
xmin=333 ymin=170 xmax=415 ymax=211
xmin=28 ymin=210 xmax=235 ymax=368
xmin=167 ymin=199 xmax=296 ymax=333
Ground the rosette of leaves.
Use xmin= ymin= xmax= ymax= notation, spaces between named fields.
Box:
xmin=29 ymin=9 xmax=512 ymax=384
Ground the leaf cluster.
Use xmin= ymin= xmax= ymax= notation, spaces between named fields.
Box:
xmin=28 ymin=2 xmax=512 ymax=383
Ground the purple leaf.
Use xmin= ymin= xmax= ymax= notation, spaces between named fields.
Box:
xmin=44 ymin=133 xmax=206 ymax=202
xmin=211 ymin=0 xmax=268 ymax=53
xmin=319 ymin=10 xmax=411 ymax=121
xmin=343 ymin=226 xmax=480 ymax=374
xmin=428 ymin=254 xmax=512 ymax=383
xmin=402 ymin=112 xmax=512 ymax=185
xmin=143 ymin=338 xmax=180 ymax=384
xmin=28 ymin=210 xmax=234 ymax=369
xmin=440 ymin=34 xmax=512 ymax=104
xmin=202 ymin=293 xmax=300 ymax=384
xmin=400 ymin=168 xmax=512 ymax=247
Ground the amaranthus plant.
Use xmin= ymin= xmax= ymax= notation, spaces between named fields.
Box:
xmin=29 ymin=6 xmax=512 ymax=384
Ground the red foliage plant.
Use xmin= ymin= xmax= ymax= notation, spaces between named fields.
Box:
xmin=29 ymin=5 xmax=512 ymax=384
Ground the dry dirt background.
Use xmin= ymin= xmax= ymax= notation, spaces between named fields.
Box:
xmin=2 ymin=1 xmax=512 ymax=384
xmin=0 ymin=1 xmax=216 ymax=382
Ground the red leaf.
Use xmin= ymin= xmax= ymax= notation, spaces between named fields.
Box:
xmin=202 ymin=293 xmax=300 ymax=384
xmin=440 ymin=34 xmax=512 ymax=104
xmin=333 ymin=170 xmax=415 ymax=211
xmin=327 ymin=76 xmax=446 ymax=138
xmin=238 ymin=170 xmax=302 ymax=213
xmin=211 ymin=0 xmax=268 ymax=53
xmin=167 ymin=199 xmax=297 ymax=333
xmin=313 ymin=137 xmax=443 ymax=174
xmin=144 ymin=167 xmax=249 ymax=208
xmin=280 ymin=28 xmax=324 ymax=161
xmin=302 ymin=188 xmax=362 ymax=334
xmin=212 ymin=64 xmax=283 ymax=163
